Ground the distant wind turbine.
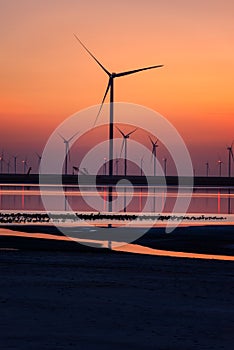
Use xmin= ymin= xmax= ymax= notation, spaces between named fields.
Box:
xmin=217 ymin=159 xmax=223 ymax=177
xmin=22 ymin=157 xmax=28 ymax=175
xmin=6 ymin=159 xmax=11 ymax=174
xmin=149 ymin=136 xmax=159 ymax=176
xmin=58 ymin=131 xmax=79 ymax=175
xmin=0 ymin=151 xmax=4 ymax=174
xmin=74 ymin=34 xmax=163 ymax=179
xmin=140 ymin=156 xmax=144 ymax=176
xmin=116 ymin=126 xmax=137 ymax=176
xmin=163 ymin=157 xmax=167 ymax=176
xmin=12 ymin=155 xmax=18 ymax=174
xmin=227 ymin=141 xmax=234 ymax=177
xmin=36 ymin=153 xmax=42 ymax=171
xmin=205 ymin=162 xmax=209 ymax=177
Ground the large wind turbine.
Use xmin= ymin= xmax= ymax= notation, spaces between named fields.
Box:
xmin=58 ymin=131 xmax=79 ymax=175
xmin=227 ymin=141 xmax=234 ymax=177
xmin=149 ymin=136 xmax=159 ymax=176
xmin=74 ymin=34 xmax=163 ymax=178
xmin=116 ymin=126 xmax=137 ymax=176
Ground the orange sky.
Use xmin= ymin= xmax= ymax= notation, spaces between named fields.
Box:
xmin=0 ymin=0 xmax=234 ymax=174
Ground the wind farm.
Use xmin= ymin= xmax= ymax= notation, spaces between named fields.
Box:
xmin=0 ymin=2 xmax=234 ymax=350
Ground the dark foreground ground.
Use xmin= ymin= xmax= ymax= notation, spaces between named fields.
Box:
xmin=0 ymin=245 xmax=234 ymax=349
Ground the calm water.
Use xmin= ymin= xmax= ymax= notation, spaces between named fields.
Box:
xmin=0 ymin=184 xmax=233 ymax=215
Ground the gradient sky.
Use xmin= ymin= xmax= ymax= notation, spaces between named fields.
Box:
xmin=0 ymin=0 xmax=234 ymax=175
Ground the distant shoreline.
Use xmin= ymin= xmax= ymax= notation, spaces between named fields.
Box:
xmin=0 ymin=174 xmax=234 ymax=187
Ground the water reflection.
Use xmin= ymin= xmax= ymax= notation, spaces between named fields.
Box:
xmin=0 ymin=184 xmax=233 ymax=215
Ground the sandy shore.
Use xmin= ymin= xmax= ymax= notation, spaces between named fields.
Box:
xmin=0 ymin=225 xmax=234 ymax=349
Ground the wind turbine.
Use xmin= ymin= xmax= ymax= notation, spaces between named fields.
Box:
xmin=36 ymin=153 xmax=42 ymax=172
xmin=227 ymin=141 xmax=234 ymax=177
xmin=205 ymin=161 xmax=209 ymax=177
xmin=6 ymin=159 xmax=11 ymax=174
xmin=149 ymin=136 xmax=159 ymax=176
xmin=58 ymin=131 xmax=79 ymax=175
xmin=74 ymin=34 xmax=163 ymax=178
xmin=22 ymin=157 xmax=28 ymax=175
xmin=217 ymin=159 xmax=223 ymax=177
xmin=140 ymin=156 xmax=144 ymax=176
xmin=116 ymin=126 xmax=137 ymax=176
xmin=0 ymin=151 xmax=4 ymax=174
xmin=12 ymin=155 xmax=18 ymax=174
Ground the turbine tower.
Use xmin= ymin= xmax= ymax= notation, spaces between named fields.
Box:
xmin=12 ymin=155 xmax=18 ymax=174
xmin=227 ymin=141 xmax=234 ymax=177
xmin=217 ymin=159 xmax=223 ymax=177
xmin=22 ymin=157 xmax=28 ymax=175
xmin=36 ymin=153 xmax=42 ymax=172
xmin=163 ymin=157 xmax=167 ymax=176
xmin=140 ymin=156 xmax=144 ymax=176
xmin=58 ymin=131 xmax=79 ymax=175
xmin=149 ymin=136 xmax=159 ymax=176
xmin=205 ymin=162 xmax=209 ymax=177
xmin=0 ymin=151 xmax=4 ymax=174
xmin=74 ymin=34 xmax=163 ymax=179
xmin=116 ymin=126 xmax=137 ymax=176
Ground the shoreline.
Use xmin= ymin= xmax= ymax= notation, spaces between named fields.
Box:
xmin=0 ymin=173 xmax=234 ymax=187
xmin=1 ymin=223 xmax=234 ymax=258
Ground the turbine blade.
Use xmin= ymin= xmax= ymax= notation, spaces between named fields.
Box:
xmin=115 ymin=64 xmax=163 ymax=78
xmin=93 ymin=79 xmax=111 ymax=126
xmin=116 ymin=126 xmax=125 ymax=138
xmin=148 ymin=135 xmax=154 ymax=146
xmin=83 ymin=167 xmax=89 ymax=174
xmin=58 ymin=133 xmax=66 ymax=142
xmin=74 ymin=34 xmax=110 ymax=76
xmin=126 ymin=128 xmax=137 ymax=137
xmin=68 ymin=130 xmax=80 ymax=143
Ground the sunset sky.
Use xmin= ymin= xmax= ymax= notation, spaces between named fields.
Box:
xmin=0 ymin=0 xmax=234 ymax=175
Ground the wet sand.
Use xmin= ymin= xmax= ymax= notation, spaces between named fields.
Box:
xmin=0 ymin=225 xmax=234 ymax=349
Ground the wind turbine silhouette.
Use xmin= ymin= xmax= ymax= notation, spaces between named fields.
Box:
xmin=149 ymin=136 xmax=159 ymax=176
xmin=140 ymin=156 xmax=144 ymax=176
xmin=116 ymin=126 xmax=137 ymax=176
xmin=22 ymin=157 xmax=28 ymax=175
xmin=217 ymin=159 xmax=223 ymax=177
xmin=205 ymin=161 xmax=209 ymax=177
xmin=0 ymin=151 xmax=4 ymax=174
xmin=58 ymin=131 xmax=79 ymax=175
xmin=36 ymin=153 xmax=42 ymax=171
xmin=74 ymin=34 xmax=163 ymax=178
xmin=227 ymin=141 xmax=234 ymax=177
xmin=12 ymin=155 xmax=18 ymax=174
